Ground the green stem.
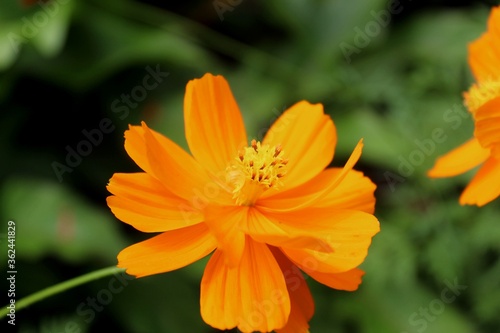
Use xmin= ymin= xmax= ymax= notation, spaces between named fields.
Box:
xmin=0 ymin=266 xmax=126 ymax=319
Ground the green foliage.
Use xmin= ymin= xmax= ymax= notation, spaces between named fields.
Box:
xmin=1 ymin=177 xmax=126 ymax=263
xmin=0 ymin=0 xmax=499 ymax=332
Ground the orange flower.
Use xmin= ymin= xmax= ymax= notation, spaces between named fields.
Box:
xmin=107 ymin=73 xmax=380 ymax=332
xmin=428 ymin=6 xmax=500 ymax=206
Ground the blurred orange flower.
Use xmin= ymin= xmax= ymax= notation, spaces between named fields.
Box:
xmin=107 ymin=73 xmax=379 ymax=332
xmin=428 ymin=6 xmax=500 ymax=206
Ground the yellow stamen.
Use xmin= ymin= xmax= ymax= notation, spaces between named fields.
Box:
xmin=225 ymin=140 xmax=288 ymax=206
xmin=464 ymin=80 xmax=500 ymax=115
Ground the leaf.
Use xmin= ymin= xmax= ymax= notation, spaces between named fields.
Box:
xmin=0 ymin=0 xmax=75 ymax=70
xmin=17 ymin=0 xmax=219 ymax=90
xmin=1 ymin=177 xmax=127 ymax=264
xmin=0 ymin=23 xmax=21 ymax=70
xmin=30 ymin=0 xmax=75 ymax=57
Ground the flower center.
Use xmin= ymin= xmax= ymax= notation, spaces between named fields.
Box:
xmin=464 ymin=80 xmax=500 ymax=115
xmin=225 ymin=139 xmax=288 ymax=206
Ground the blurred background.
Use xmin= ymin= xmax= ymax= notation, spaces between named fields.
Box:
xmin=1 ymin=0 xmax=500 ymax=332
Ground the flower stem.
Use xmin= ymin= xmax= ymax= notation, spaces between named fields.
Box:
xmin=0 ymin=266 xmax=126 ymax=319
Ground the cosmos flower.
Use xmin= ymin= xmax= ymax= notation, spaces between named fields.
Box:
xmin=107 ymin=73 xmax=380 ymax=332
xmin=428 ymin=6 xmax=500 ymax=206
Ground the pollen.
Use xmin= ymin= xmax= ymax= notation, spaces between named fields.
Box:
xmin=226 ymin=139 xmax=288 ymax=206
xmin=464 ymin=80 xmax=500 ymax=115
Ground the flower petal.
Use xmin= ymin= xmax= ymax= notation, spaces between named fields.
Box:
xmin=124 ymin=123 xmax=214 ymax=202
xmin=259 ymin=139 xmax=364 ymax=212
xmin=271 ymin=248 xmax=314 ymax=333
xmin=200 ymin=250 xmax=240 ymax=330
xmin=273 ymin=209 xmax=379 ymax=274
xmin=469 ymin=34 xmax=500 ymax=82
xmin=123 ymin=124 xmax=153 ymax=174
xmin=427 ymin=138 xmax=490 ymax=178
xmin=468 ymin=6 xmax=500 ymax=82
xmin=303 ymin=268 xmax=364 ymax=291
xmin=262 ymin=101 xmax=336 ymax=192
xmin=243 ymin=207 xmax=333 ymax=251
xmin=140 ymin=122 xmax=209 ymax=199
xmin=460 ymin=156 xmax=500 ymax=206
xmin=260 ymin=168 xmax=376 ymax=214
xmin=204 ymin=205 xmax=246 ymax=268
xmin=184 ymin=73 xmax=248 ymax=175
xmin=107 ymin=173 xmax=203 ymax=232
xmin=474 ymin=96 xmax=500 ymax=158
xmin=117 ymin=223 xmax=216 ymax=278
xmin=201 ymin=239 xmax=291 ymax=332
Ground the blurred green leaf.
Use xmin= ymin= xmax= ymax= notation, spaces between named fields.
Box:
xmin=30 ymin=0 xmax=75 ymax=57
xmin=0 ymin=0 xmax=75 ymax=70
xmin=19 ymin=314 xmax=89 ymax=333
xmin=108 ymin=271 xmax=209 ymax=333
xmin=13 ymin=0 xmax=219 ymax=90
xmin=0 ymin=23 xmax=20 ymax=70
xmin=1 ymin=177 xmax=127 ymax=263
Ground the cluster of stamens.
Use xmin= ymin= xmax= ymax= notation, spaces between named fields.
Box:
xmin=226 ymin=139 xmax=288 ymax=206
xmin=464 ymin=80 xmax=500 ymax=115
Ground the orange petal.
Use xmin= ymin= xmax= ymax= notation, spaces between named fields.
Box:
xmin=469 ymin=34 xmax=500 ymax=82
xmin=460 ymin=156 xmax=500 ymax=206
xmin=259 ymin=139 xmax=365 ymax=212
xmin=242 ymin=207 xmax=333 ymax=251
xmin=303 ymin=268 xmax=365 ymax=291
xmin=107 ymin=173 xmax=203 ymax=232
xmin=260 ymin=167 xmax=376 ymax=214
xmin=204 ymin=205 xmax=246 ymax=268
xmin=262 ymin=101 xmax=336 ymax=192
xmin=135 ymin=122 xmax=227 ymax=204
xmin=124 ymin=123 xmax=210 ymax=200
xmin=184 ymin=73 xmax=248 ymax=175
xmin=271 ymin=248 xmax=314 ymax=333
xmin=274 ymin=209 xmax=379 ymax=273
xmin=200 ymin=250 xmax=240 ymax=330
xmin=117 ymin=223 xmax=216 ymax=278
xmin=201 ymin=240 xmax=291 ymax=332
xmin=468 ymin=7 xmax=500 ymax=82
xmin=474 ymin=96 xmax=500 ymax=158
xmin=124 ymin=124 xmax=153 ymax=174
xmin=427 ymin=138 xmax=490 ymax=178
